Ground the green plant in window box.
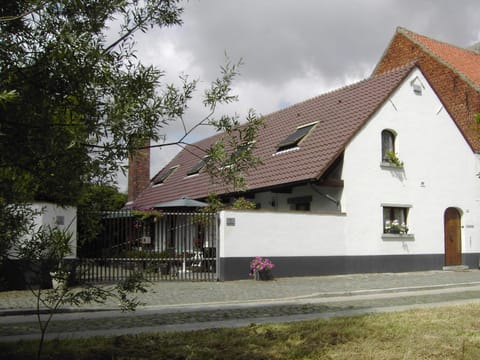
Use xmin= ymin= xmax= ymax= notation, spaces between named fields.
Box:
xmin=385 ymin=151 xmax=404 ymax=167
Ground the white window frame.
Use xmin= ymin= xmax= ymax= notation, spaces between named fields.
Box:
xmin=381 ymin=129 xmax=396 ymax=163
xmin=381 ymin=203 xmax=414 ymax=240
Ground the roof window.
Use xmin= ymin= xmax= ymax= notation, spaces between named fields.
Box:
xmin=187 ymin=156 xmax=210 ymax=176
xmin=153 ymin=165 xmax=179 ymax=185
xmin=277 ymin=122 xmax=317 ymax=152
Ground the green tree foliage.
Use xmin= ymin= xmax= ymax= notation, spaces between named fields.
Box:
xmin=0 ymin=0 xmax=184 ymax=206
xmin=0 ymin=0 xmax=263 ymax=258
xmin=150 ymin=58 xmax=265 ymax=193
xmin=206 ymin=106 xmax=264 ymax=192
xmin=76 ymin=184 xmax=127 ymax=247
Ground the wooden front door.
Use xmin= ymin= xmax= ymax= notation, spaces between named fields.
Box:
xmin=444 ymin=208 xmax=462 ymax=266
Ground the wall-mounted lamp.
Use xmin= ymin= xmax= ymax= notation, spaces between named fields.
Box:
xmin=410 ymin=76 xmax=425 ymax=96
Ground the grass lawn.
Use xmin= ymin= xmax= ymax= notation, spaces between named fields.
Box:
xmin=2 ymin=303 xmax=480 ymax=359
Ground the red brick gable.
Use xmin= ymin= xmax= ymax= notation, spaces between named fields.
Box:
xmin=131 ymin=64 xmax=415 ymax=209
xmin=374 ymin=27 xmax=480 ymax=151
xmin=405 ymin=29 xmax=480 ymax=88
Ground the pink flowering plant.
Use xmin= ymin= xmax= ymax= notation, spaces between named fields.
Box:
xmin=249 ymin=256 xmax=275 ymax=276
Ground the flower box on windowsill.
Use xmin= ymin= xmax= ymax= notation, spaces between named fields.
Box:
xmin=380 ymin=161 xmax=404 ymax=170
xmin=382 ymin=233 xmax=415 ymax=241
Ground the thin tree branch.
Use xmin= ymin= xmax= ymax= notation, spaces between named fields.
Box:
xmin=0 ymin=1 xmax=46 ymax=22
xmin=103 ymin=23 xmax=143 ymax=54
xmin=103 ymin=3 xmax=156 ymax=55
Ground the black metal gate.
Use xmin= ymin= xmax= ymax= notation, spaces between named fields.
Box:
xmin=77 ymin=211 xmax=218 ymax=282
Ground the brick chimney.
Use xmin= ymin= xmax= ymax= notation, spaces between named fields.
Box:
xmin=127 ymin=141 xmax=150 ymax=203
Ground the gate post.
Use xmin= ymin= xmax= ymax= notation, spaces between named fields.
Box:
xmin=215 ymin=212 xmax=220 ymax=281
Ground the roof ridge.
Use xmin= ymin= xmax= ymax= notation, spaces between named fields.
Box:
xmin=368 ymin=60 xmax=418 ymax=78
xmin=265 ymin=62 xmax=417 ymax=119
xmin=398 ymin=27 xmax=480 ymax=57
xmin=158 ymin=63 xmax=415 ymax=159
xmin=161 ymin=62 xmax=417 ymax=154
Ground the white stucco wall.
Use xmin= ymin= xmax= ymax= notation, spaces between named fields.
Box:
xmin=342 ymin=69 xmax=480 ymax=257
xmin=31 ymin=202 xmax=77 ymax=258
xmin=219 ymin=210 xmax=346 ymax=258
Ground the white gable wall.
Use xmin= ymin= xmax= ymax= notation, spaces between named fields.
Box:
xmin=342 ymin=69 xmax=480 ymax=258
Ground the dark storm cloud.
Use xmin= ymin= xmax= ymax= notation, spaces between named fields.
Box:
xmin=178 ymin=0 xmax=480 ymax=86
xmin=119 ymin=0 xmax=480 ymax=190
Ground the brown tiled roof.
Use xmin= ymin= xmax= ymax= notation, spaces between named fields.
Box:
xmin=132 ymin=64 xmax=416 ymax=209
xmin=398 ymin=27 xmax=480 ymax=90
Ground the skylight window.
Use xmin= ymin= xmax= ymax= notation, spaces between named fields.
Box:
xmin=187 ymin=156 xmax=210 ymax=176
xmin=277 ymin=122 xmax=317 ymax=152
xmin=232 ymin=141 xmax=254 ymax=159
xmin=153 ymin=165 xmax=179 ymax=185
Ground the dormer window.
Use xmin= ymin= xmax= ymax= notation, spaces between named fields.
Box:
xmin=277 ymin=122 xmax=317 ymax=152
xmin=153 ymin=165 xmax=179 ymax=185
xmin=187 ymin=156 xmax=210 ymax=176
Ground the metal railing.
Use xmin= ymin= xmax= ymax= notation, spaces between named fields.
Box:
xmin=77 ymin=211 xmax=218 ymax=282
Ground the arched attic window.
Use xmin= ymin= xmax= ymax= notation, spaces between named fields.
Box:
xmin=381 ymin=129 xmax=396 ymax=163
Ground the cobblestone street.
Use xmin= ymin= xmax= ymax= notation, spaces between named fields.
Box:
xmin=2 ymin=270 xmax=480 ymax=341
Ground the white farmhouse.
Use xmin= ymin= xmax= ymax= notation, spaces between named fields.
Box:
xmin=130 ymin=62 xmax=480 ymax=280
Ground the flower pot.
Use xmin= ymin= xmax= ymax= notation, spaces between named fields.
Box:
xmin=254 ymin=269 xmax=273 ymax=281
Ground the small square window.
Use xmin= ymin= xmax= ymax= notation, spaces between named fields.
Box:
xmin=383 ymin=206 xmax=409 ymax=234
xmin=56 ymin=216 xmax=65 ymax=226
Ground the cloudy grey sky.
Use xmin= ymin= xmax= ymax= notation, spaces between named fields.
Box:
xmin=118 ymin=0 xmax=480 ymax=191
